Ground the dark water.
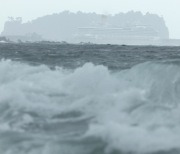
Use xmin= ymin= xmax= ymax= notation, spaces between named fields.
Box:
xmin=0 ymin=43 xmax=180 ymax=154
xmin=1 ymin=43 xmax=180 ymax=69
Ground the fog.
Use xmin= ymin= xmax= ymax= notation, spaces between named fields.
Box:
xmin=0 ymin=0 xmax=180 ymax=38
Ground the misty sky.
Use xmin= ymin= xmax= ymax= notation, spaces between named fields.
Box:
xmin=0 ymin=0 xmax=180 ymax=39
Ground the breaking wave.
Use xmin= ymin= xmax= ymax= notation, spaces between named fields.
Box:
xmin=0 ymin=59 xmax=180 ymax=154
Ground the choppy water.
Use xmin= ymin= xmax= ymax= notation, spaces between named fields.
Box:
xmin=1 ymin=43 xmax=180 ymax=154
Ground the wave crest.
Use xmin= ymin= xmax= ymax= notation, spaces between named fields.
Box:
xmin=1 ymin=59 xmax=180 ymax=153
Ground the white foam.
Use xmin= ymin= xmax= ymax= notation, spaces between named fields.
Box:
xmin=0 ymin=59 xmax=180 ymax=153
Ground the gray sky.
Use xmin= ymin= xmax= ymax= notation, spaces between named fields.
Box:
xmin=0 ymin=0 xmax=180 ymax=39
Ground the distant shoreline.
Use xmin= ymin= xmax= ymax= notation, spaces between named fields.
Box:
xmin=1 ymin=39 xmax=180 ymax=47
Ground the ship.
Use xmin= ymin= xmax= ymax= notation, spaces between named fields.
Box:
xmin=75 ymin=25 xmax=160 ymax=45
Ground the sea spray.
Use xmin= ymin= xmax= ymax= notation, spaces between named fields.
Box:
xmin=0 ymin=59 xmax=180 ymax=153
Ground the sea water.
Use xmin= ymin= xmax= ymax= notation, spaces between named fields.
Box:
xmin=0 ymin=43 xmax=180 ymax=154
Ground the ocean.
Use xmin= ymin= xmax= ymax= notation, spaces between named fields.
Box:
xmin=0 ymin=43 xmax=180 ymax=154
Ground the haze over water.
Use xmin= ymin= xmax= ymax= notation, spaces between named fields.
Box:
xmin=1 ymin=0 xmax=180 ymax=39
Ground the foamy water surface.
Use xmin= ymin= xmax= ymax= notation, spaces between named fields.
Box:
xmin=0 ymin=43 xmax=180 ymax=154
